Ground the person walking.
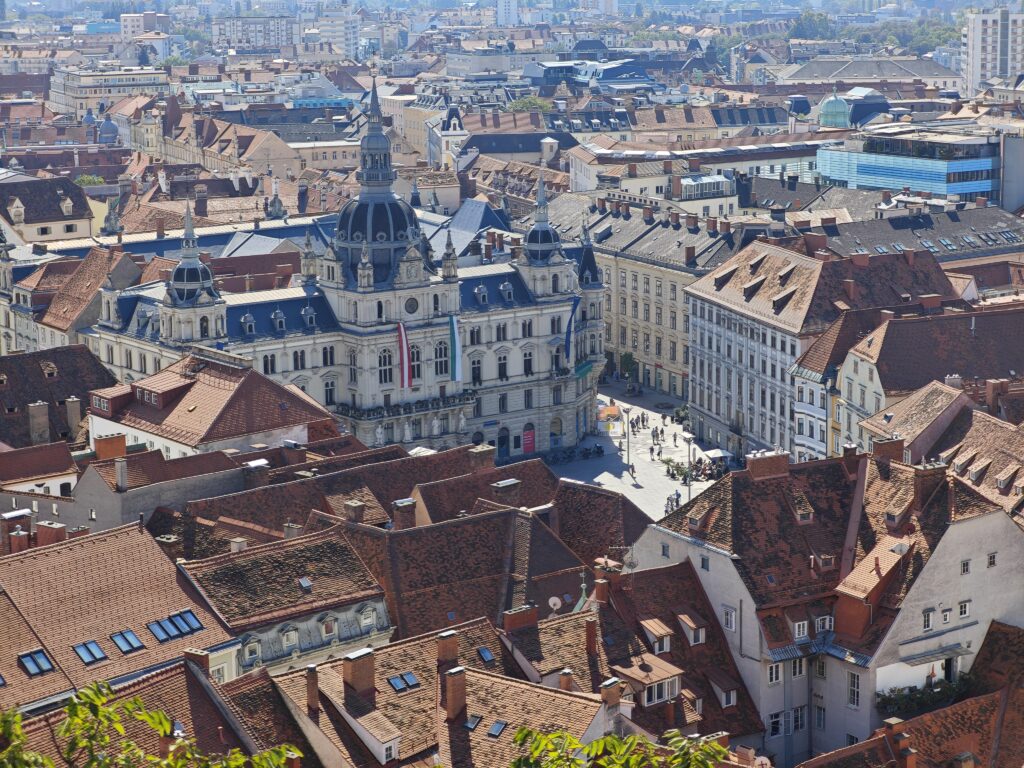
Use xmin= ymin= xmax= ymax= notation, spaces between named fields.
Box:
xmin=673 ymin=433 xmax=678 ymax=447
xmin=657 ymin=446 xmax=663 ymax=460
xmin=649 ymin=445 xmax=655 ymax=460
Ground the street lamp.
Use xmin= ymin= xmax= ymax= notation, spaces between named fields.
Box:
xmin=622 ymin=405 xmax=632 ymax=477
xmin=683 ymin=434 xmax=693 ymax=503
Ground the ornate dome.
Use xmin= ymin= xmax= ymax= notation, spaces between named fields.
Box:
xmin=169 ymin=202 xmax=218 ymax=305
xmin=330 ymin=75 xmax=425 ymax=286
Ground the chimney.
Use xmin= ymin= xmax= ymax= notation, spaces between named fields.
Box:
xmin=437 ymin=629 xmax=459 ymax=664
xmin=720 ymin=219 xmax=731 ymax=235
xmin=671 ymin=175 xmax=682 ymax=199
xmin=912 ymin=461 xmax=948 ymax=511
xmin=93 ymin=433 xmax=127 ymax=460
xmin=621 ymin=203 xmax=631 ymax=219
xmin=597 ymin=197 xmax=607 ymax=213
xmin=642 ymin=206 xmax=653 ymax=223
xmin=484 ymin=242 xmax=493 ymax=261
xmin=306 ymin=664 xmax=319 ymax=716
xmin=873 ymin=436 xmax=904 ymax=464
xmin=35 ymin=520 xmax=67 ymax=547
xmin=496 ymin=233 xmax=505 ymax=251
xmin=594 ymin=578 xmax=610 ymax=603
xmin=468 ymin=444 xmax=496 ymax=470
xmin=297 ymin=179 xmax=308 ymax=214
xmin=975 ymin=196 xmax=988 ymax=208
xmin=229 ymin=536 xmax=247 ymax=553
xmin=585 ymin=617 xmax=597 ymax=656
xmin=155 ymin=533 xmax=182 ymax=559
xmin=815 ymin=248 xmax=832 ymax=262
xmin=627 ymin=163 xmax=637 ymax=178
xmin=444 ymin=666 xmax=467 ymax=721
xmin=342 ymin=647 xmax=375 ymax=698
xmin=283 ymin=522 xmax=303 ymax=539
xmin=156 ymin=216 xmax=165 ymax=238
xmin=28 ymin=401 xmax=49 ymax=445
xmin=64 ymin=396 xmax=81 ymax=432
xmin=194 ymin=184 xmax=208 ymax=217
xmin=843 ymin=278 xmax=859 ymax=303
xmin=490 ymin=478 xmax=521 ymax=506
xmin=600 ymin=678 xmax=622 ymax=736
xmin=685 ymin=213 xmax=698 ymax=230
xmin=882 ymin=190 xmax=892 ymax=204
xmin=684 ymin=245 xmax=697 ymax=266
xmin=745 ymin=450 xmax=790 ymax=480
xmin=502 ymin=604 xmax=539 ymax=632
xmin=8 ymin=526 xmax=29 ymax=553
xmin=559 ymin=668 xmax=574 ymax=691
xmin=391 ymin=498 xmax=417 ymax=530
xmin=114 ymin=457 xmax=129 ymax=492
xmin=850 ymin=251 xmax=870 ymax=268
xmin=707 ymin=216 xmax=718 ymax=234
xmin=919 ymin=293 xmax=941 ymax=310
xmin=670 ymin=211 xmax=680 ymax=227
xmin=343 ymin=499 xmax=365 ymax=523
xmin=183 ymin=648 xmax=210 ymax=676
xmin=663 ymin=160 xmax=672 ymax=173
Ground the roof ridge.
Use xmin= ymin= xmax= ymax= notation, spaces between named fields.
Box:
xmin=183 ymin=523 xmax=344 ymax=569
xmin=463 ymin=666 xmax=603 ymax=702
xmin=0 ymin=520 xmax=142 ymax=565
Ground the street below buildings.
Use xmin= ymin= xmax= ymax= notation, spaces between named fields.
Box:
xmin=553 ymin=382 xmax=721 ymax=521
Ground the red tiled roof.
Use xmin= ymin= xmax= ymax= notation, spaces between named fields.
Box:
xmin=0 ymin=442 xmax=76 ymax=484
xmin=0 ymin=524 xmax=230 ymax=707
xmin=39 ymin=247 xmax=140 ymax=332
xmin=89 ymin=449 xmax=238 ymax=491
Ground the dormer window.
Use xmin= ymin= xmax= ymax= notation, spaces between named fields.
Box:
xmin=643 ymin=676 xmax=679 ymax=706
xmin=474 ymin=285 xmax=488 ymax=305
xmin=815 ymin=615 xmax=834 ymax=632
xmin=301 ymin=306 xmax=316 ymax=328
xmin=321 ymin=617 xmax=336 ymax=640
xmin=60 ymin=196 xmax=74 ymax=216
xmin=244 ymin=641 xmax=260 ymax=661
xmin=282 ymin=628 xmax=298 ymax=649
xmin=653 ymin=636 xmax=670 ymax=654
xmin=794 ymin=621 xmax=808 ymax=640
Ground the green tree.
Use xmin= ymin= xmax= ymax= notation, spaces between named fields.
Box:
xmin=508 ymin=96 xmax=552 ymax=112
xmin=512 ymin=728 xmax=729 ymax=768
xmin=137 ymin=45 xmax=151 ymax=66
xmin=0 ymin=682 xmax=298 ymax=768
xmin=787 ymin=11 xmax=832 ymax=40
xmin=73 ymin=174 xmax=105 ymax=187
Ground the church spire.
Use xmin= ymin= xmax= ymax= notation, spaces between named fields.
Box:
xmin=182 ymin=199 xmax=197 ymax=253
xmin=356 ymin=66 xmax=396 ymax=193
xmin=442 ymin=229 xmax=458 ymax=282
xmin=535 ymin=170 xmax=548 ymax=224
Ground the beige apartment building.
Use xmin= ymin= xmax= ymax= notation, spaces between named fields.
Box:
xmin=47 ymin=66 xmax=170 ymax=119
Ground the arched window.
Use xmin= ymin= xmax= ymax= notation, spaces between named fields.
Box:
xmin=322 ymin=345 xmax=335 ymax=367
xmin=521 ymin=320 xmax=533 ymax=338
xmin=293 ymin=350 xmax=306 ymax=370
xmin=589 ymin=334 xmax=597 ymax=354
xmin=433 ymin=294 xmax=440 ymax=313
xmin=409 ymin=345 xmax=422 ymax=380
xmin=523 ymin=350 xmax=533 ymax=376
xmin=552 ymin=274 xmax=560 ymax=294
xmin=263 ymin=354 xmax=276 ymax=375
xmin=348 ymin=349 xmax=358 ymax=383
xmin=377 ymin=301 xmax=384 ymax=320
xmin=378 ymin=349 xmax=393 ymax=384
xmin=199 ymin=316 xmax=210 ymax=339
xmin=435 ymin=341 xmax=449 ymax=376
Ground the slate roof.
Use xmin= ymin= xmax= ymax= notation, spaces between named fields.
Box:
xmin=96 ymin=354 xmax=332 ymax=448
xmin=223 ymin=285 xmax=341 ymax=342
xmin=0 ymin=345 xmax=116 ymax=449
xmin=852 ymin=308 xmax=1024 ymax=396
xmin=458 ymin=264 xmax=536 ymax=314
xmin=0 ymin=524 xmax=230 ymax=710
xmin=0 ymin=175 xmax=92 ymax=226
xmin=181 ymin=526 xmax=384 ymax=632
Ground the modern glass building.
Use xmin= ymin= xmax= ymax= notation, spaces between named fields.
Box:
xmin=816 ymin=124 xmax=1002 ymax=204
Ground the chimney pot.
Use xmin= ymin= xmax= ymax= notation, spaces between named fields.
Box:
xmin=306 ymin=664 xmax=319 ymax=715
xmin=437 ymin=629 xmax=459 ymax=664
xmin=391 ymin=498 xmax=417 ymax=530
xmin=444 ymin=666 xmax=467 ymax=721
xmin=559 ymin=668 xmax=574 ymax=691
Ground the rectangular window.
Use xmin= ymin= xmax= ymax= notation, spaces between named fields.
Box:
xmin=923 ymin=611 xmax=933 ymax=631
xmin=814 ymin=657 xmax=826 ymax=679
xmin=961 ymin=559 xmax=971 ymax=575
xmin=959 ymin=600 xmax=971 ymax=618
xmin=793 ymin=705 xmax=806 ymax=732
xmin=661 ymin=543 xmax=670 ymax=558
xmin=767 ymin=663 xmax=781 ymax=685
xmin=794 ymin=621 xmax=807 ymax=639
xmin=815 ymin=705 xmax=826 ymax=730
xmin=943 ymin=608 xmax=952 ymax=624
xmin=988 ymin=552 xmax=997 ymax=568
xmin=767 ymin=711 xmax=782 ymax=737
xmin=791 ymin=658 xmax=804 ymax=678
xmin=723 ymin=606 xmax=736 ymax=632
xmin=848 ymin=671 xmax=860 ymax=707
xmin=700 ymin=555 xmax=710 ymax=571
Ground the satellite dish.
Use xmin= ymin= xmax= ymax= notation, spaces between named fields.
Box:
xmin=548 ymin=596 xmax=563 ymax=611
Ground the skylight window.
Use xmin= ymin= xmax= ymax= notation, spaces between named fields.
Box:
xmin=387 ymin=672 xmax=421 ymax=692
xmin=387 ymin=675 xmax=407 ymax=692
xmin=111 ymin=630 xmax=144 ymax=654
xmin=447 ymin=611 xmax=457 ymax=621
xmin=298 ymin=576 xmax=313 ymax=593
xmin=488 ymin=721 xmax=508 ymax=738
xmin=148 ymin=610 xmax=203 ymax=643
xmin=0 ymin=672 xmax=5 ymax=687
xmin=465 ymin=715 xmax=482 ymax=731
xmin=401 ymin=672 xmax=419 ymax=689
xmin=19 ymin=649 xmax=54 ymax=676
xmin=477 ymin=647 xmax=495 ymax=663
xmin=73 ymin=641 xmax=107 ymax=665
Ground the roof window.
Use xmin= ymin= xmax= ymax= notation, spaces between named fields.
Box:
xmin=387 ymin=671 xmax=420 ymax=692
xmin=111 ymin=630 xmax=144 ymax=654
xmin=148 ymin=609 xmax=203 ymax=643
xmin=73 ymin=640 xmax=107 ymax=665
xmin=19 ymin=649 xmax=54 ymax=676
xmin=477 ymin=647 xmax=495 ymax=663
xmin=465 ymin=715 xmax=482 ymax=731
xmin=487 ymin=720 xmax=508 ymax=738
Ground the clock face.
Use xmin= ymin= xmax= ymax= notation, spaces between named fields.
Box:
xmin=405 ymin=297 xmax=419 ymax=314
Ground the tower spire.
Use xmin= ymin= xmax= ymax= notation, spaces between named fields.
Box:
xmin=356 ymin=63 xmax=396 ymax=193
xmin=182 ymin=199 xmax=197 ymax=253
xmin=535 ymin=169 xmax=548 ymax=224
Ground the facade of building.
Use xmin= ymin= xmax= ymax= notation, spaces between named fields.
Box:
xmin=315 ymin=6 xmax=360 ymax=61
xmin=46 ymin=66 xmax=171 ymax=120
xmin=88 ymin=81 xmax=604 ymax=458
xmin=496 ymin=0 xmax=520 ymax=27
xmin=211 ymin=16 xmax=300 ymax=50
xmin=120 ymin=11 xmax=170 ymax=40
xmin=963 ymin=7 xmax=1024 ymax=96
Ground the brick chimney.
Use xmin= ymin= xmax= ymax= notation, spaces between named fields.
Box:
xmin=305 ymin=664 xmax=319 ymax=716
xmin=912 ymin=461 xmax=947 ymax=512
xmin=184 ymin=648 xmax=210 ymax=676
xmin=600 ymin=677 xmax=622 ymax=736
xmin=437 ymin=629 xmax=459 ymax=664
xmin=502 ymin=604 xmax=538 ymax=632
xmin=873 ymin=436 xmax=905 ymax=464
xmin=707 ymin=216 xmax=718 ymax=234
xmin=745 ymin=450 xmax=790 ymax=480
xmin=642 ymin=206 xmax=653 ymax=223
xmin=843 ymin=278 xmax=859 ymax=302
xmin=343 ymin=499 xmax=365 ymax=524
xmin=94 ymin=433 xmax=127 ymax=460
xmin=468 ymin=444 xmax=496 ymax=471
xmin=685 ymin=213 xmax=698 ymax=230
xmin=391 ymin=498 xmax=417 ymax=530
xmin=445 ymin=666 xmax=467 ymax=720
xmin=684 ymin=245 xmax=696 ymax=266
xmin=720 ymin=219 xmax=731 ymax=235
xmin=490 ymin=478 xmax=521 ymax=507
xmin=585 ymin=617 xmax=598 ymax=655
xmin=156 ymin=216 xmax=165 ymax=238
xmin=670 ymin=211 xmax=680 ymax=227
xmin=194 ymin=184 xmax=208 ymax=217
xmin=850 ymin=251 xmax=870 ymax=268
xmin=594 ymin=578 xmax=610 ymax=603
xmin=342 ymin=648 xmax=375 ymax=699
xmin=35 ymin=520 xmax=67 ymax=547
xmin=559 ymin=668 xmax=574 ymax=691
xmin=155 ymin=533 xmax=182 ymax=559
xmin=597 ymin=197 xmax=607 ymax=213
xmin=8 ymin=526 xmax=29 ymax=553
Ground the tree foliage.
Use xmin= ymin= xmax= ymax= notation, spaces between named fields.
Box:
xmin=787 ymin=11 xmax=832 ymax=40
xmin=0 ymin=682 xmax=298 ymax=768
xmin=73 ymin=174 xmax=105 ymax=187
xmin=508 ymin=96 xmax=552 ymax=113
xmin=845 ymin=18 xmax=960 ymax=56
xmin=511 ymin=728 xmax=729 ymax=768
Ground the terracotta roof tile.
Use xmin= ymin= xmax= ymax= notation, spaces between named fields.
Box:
xmin=40 ymin=247 xmax=140 ymax=332
xmin=548 ymin=480 xmax=652 ymax=567
xmin=90 ymin=449 xmax=238 ymax=491
xmin=0 ymin=442 xmax=76 ymax=485
xmin=181 ymin=526 xmax=384 ymax=632
xmin=0 ymin=523 xmax=231 ymax=707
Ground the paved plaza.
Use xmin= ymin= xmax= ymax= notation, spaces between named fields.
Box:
xmin=555 ymin=383 xmax=721 ymax=521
